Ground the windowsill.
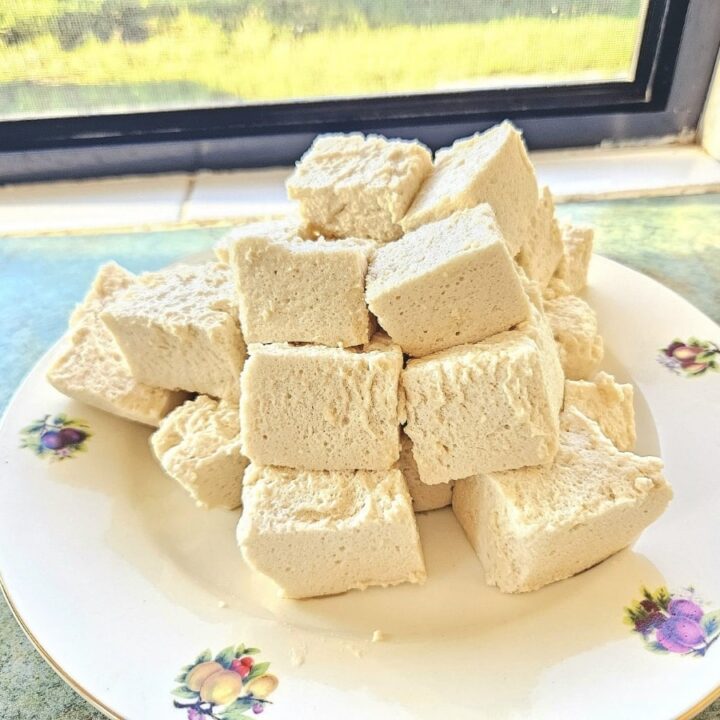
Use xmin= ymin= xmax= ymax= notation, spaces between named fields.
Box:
xmin=1 ymin=144 xmax=720 ymax=236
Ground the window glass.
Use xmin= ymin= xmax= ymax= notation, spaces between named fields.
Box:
xmin=1 ymin=0 xmax=648 ymax=120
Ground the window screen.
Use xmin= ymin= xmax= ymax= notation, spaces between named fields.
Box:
xmin=1 ymin=0 xmax=648 ymax=120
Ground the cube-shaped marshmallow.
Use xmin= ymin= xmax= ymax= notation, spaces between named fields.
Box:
xmin=402 ymin=306 xmax=564 ymax=484
xmin=402 ymin=121 xmax=538 ymax=255
xmin=151 ymin=395 xmax=247 ymax=509
xmin=240 ymin=336 xmax=403 ymax=471
xmin=516 ymin=186 xmax=564 ymax=288
xmin=47 ymin=262 xmax=187 ymax=426
xmin=545 ymin=223 xmax=594 ymax=299
xmin=286 ymin=133 xmax=432 ymax=242
xmin=398 ymin=432 xmax=452 ymax=512
xmin=213 ymin=217 xmax=300 ymax=265
xmin=545 ymin=294 xmax=603 ymax=380
xmin=102 ymin=262 xmax=245 ymax=400
xmin=228 ymin=227 xmax=375 ymax=347
xmin=366 ymin=205 xmax=530 ymax=357
xmin=564 ymin=371 xmax=636 ymax=451
xmin=452 ymin=408 xmax=672 ymax=593
xmin=237 ymin=464 xmax=426 ymax=598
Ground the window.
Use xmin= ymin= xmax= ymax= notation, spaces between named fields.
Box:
xmin=2 ymin=1 xmax=649 ymax=118
xmin=0 ymin=0 xmax=718 ymax=181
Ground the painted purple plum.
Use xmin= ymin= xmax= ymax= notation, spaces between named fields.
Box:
xmin=658 ymin=338 xmax=719 ymax=377
xmin=668 ymin=598 xmax=704 ymax=622
xmin=187 ymin=710 xmax=202 ymax=720
xmin=657 ymin=616 xmax=706 ymax=653
xmin=626 ymin=586 xmax=720 ymax=656
xmin=40 ymin=430 xmax=64 ymax=450
xmin=59 ymin=427 xmax=87 ymax=446
xmin=664 ymin=341 xmax=684 ymax=357
xmin=253 ymin=702 xmax=265 ymax=714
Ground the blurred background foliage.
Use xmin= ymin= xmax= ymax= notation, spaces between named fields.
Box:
xmin=0 ymin=1 xmax=643 ymax=49
xmin=0 ymin=1 xmax=644 ymax=115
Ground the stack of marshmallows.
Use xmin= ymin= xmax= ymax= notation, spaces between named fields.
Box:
xmin=47 ymin=122 xmax=672 ymax=598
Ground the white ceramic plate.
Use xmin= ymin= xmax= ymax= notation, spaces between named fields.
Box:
xmin=1 ymin=255 xmax=720 ymax=720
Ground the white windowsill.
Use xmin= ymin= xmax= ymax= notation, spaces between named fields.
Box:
xmin=1 ymin=144 xmax=720 ymax=236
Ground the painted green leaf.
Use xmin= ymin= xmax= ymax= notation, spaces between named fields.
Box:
xmin=655 ymin=586 xmax=671 ymax=611
xmin=215 ymin=645 xmax=237 ymax=668
xmin=220 ymin=698 xmax=255 ymax=719
xmin=174 ymin=672 xmax=188 ymax=683
xmin=243 ymin=647 xmax=261 ymax=656
xmin=623 ymin=612 xmax=637 ymax=627
xmin=702 ymin=610 xmax=720 ymax=638
xmin=195 ymin=649 xmax=213 ymax=664
xmin=246 ymin=661 xmax=270 ymax=682
xmin=220 ymin=707 xmax=251 ymax=720
xmin=234 ymin=644 xmax=246 ymax=658
xmin=171 ymin=686 xmax=199 ymax=699
xmin=225 ymin=697 xmax=255 ymax=710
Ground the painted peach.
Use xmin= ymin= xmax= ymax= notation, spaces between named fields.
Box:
xmin=200 ymin=670 xmax=245 ymax=705
xmin=185 ymin=661 xmax=223 ymax=692
xmin=245 ymin=674 xmax=279 ymax=699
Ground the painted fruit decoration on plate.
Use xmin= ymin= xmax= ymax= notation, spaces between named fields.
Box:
xmin=20 ymin=414 xmax=90 ymax=460
xmin=625 ymin=586 xmax=720 ymax=656
xmin=658 ymin=338 xmax=720 ymax=377
xmin=172 ymin=645 xmax=278 ymax=718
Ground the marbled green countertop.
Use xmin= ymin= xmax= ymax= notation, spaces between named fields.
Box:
xmin=1 ymin=194 xmax=719 ymax=719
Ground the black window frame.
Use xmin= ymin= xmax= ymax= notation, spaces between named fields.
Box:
xmin=0 ymin=0 xmax=718 ymax=183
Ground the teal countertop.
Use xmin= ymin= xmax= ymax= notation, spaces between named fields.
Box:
xmin=1 ymin=194 xmax=719 ymax=719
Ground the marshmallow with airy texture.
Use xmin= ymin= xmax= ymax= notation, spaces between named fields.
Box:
xmin=366 ymin=205 xmax=530 ymax=357
xmin=47 ymin=262 xmax=186 ymax=426
xmin=402 ymin=306 xmax=564 ymax=484
xmin=516 ymin=186 xmax=564 ymax=288
xmin=545 ymin=294 xmax=604 ymax=380
xmin=402 ymin=121 xmax=538 ymax=255
xmin=102 ymin=262 xmax=245 ymax=400
xmin=214 ymin=217 xmax=300 ymax=264
xmin=151 ymin=395 xmax=246 ymax=509
xmin=228 ymin=227 xmax=375 ymax=347
xmin=240 ymin=335 xmax=403 ymax=471
xmin=564 ymin=372 xmax=636 ymax=451
xmin=237 ymin=464 xmax=426 ymax=598
xmin=286 ymin=133 xmax=432 ymax=242
xmin=397 ymin=432 xmax=453 ymax=512
xmin=545 ymin=223 xmax=594 ymax=299
xmin=453 ymin=407 xmax=672 ymax=593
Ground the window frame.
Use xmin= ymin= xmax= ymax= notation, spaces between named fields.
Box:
xmin=1 ymin=0 xmax=718 ymax=183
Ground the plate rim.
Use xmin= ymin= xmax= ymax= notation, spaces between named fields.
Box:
xmin=2 ymin=254 xmax=720 ymax=720
xmin=0 ymin=576 xmax=120 ymax=720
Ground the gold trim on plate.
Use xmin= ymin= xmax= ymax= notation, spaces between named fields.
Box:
xmin=2 ymin=558 xmax=719 ymax=720
xmin=677 ymin=684 xmax=720 ymax=720
xmin=0 ymin=572 xmax=124 ymax=720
